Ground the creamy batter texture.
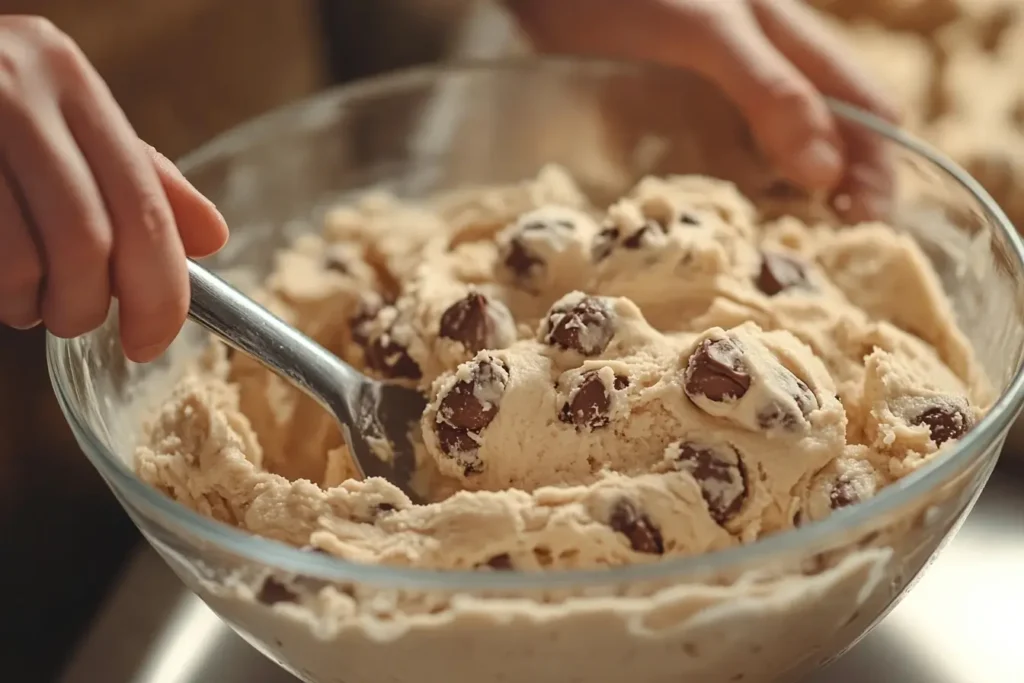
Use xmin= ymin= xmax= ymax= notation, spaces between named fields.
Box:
xmin=137 ymin=167 xmax=989 ymax=573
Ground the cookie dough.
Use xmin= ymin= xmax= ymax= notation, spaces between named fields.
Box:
xmin=136 ymin=167 xmax=988 ymax=572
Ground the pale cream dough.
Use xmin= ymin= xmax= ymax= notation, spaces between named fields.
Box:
xmin=136 ymin=166 xmax=987 ymax=575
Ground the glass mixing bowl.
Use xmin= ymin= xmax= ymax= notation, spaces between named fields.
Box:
xmin=48 ymin=58 xmax=1024 ymax=683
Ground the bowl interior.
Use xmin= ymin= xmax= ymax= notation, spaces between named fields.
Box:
xmin=47 ymin=59 xmax=1024 ymax=586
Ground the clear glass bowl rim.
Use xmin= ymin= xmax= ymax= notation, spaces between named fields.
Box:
xmin=46 ymin=56 xmax=1024 ymax=591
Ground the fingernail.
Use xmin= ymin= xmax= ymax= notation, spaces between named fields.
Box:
xmin=792 ymin=139 xmax=842 ymax=188
xmin=10 ymin=319 xmax=41 ymax=331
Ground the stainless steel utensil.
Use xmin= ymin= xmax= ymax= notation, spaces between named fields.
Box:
xmin=186 ymin=259 xmax=427 ymax=504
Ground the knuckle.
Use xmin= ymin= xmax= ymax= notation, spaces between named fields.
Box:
xmin=34 ymin=24 xmax=86 ymax=80
xmin=0 ymin=18 xmax=84 ymax=104
xmin=0 ymin=51 xmax=22 ymax=86
xmin=25 ymin=16 xmax=71 ymax=51
xmin=761 ymin=78 xmax=816 ymax=114
xmin=680 ymin=0 xmax=736 ymax=26
xmin=13 ymin=15 xmax=61 ymax=41
xmin=0 ymin=48 xmax=29 ymax=102
xmin=135 ymin=192 xmax=175 ymax=242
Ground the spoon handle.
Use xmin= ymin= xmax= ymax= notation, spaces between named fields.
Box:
xmin=186 ymin=259 xmax=358 ymax=407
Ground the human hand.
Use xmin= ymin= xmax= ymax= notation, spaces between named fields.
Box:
xmin=505 ymin=0 xmax=899 ymax=221
xmin=0 ymin=17 xmax=229 ymax=362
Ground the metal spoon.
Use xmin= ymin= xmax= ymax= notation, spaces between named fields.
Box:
xmin=186 ymin=259 xmax=427 ymax=504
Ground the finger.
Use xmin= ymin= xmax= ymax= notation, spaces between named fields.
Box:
xmin=0 ymin=169 xmax=43 ymax=329
xmin=830 ymin=122 xmax=895 ymax=223
xmin=58 ymin=72 xmax=189 ymax=362
xmin=508 ymin=0 xmax=844 ymax=189
xmin=0 ymin=102 xmax=113 ymax=339
xmin=143 ymin=143 xmax=229 ymax=258
xmin=58 ymin=55 xmax=188 ymax=363
xmin=752 ymin=0 xmax=900 ymax=122
xmin=751 ymin=0 xmax=896 ymax=221
xmin=667 ymin=6 xmax=845 ymax=191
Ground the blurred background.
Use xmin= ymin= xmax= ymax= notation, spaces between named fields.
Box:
xmin=1 ymin=0 xmax=1023 ymax=679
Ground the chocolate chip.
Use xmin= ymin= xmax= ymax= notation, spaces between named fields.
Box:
xmin=435 ymin=359 xmax=508 ymax=474
xmin=684 ymin=338 xmax=751 ymax=403
xmin=504 ymin=239 xmax=543 ymax=279
xmin=258 ymin=577 xmax=297 ymax=605
xmin=592 ymin=226 xmax=620 ymax=261
xmin=673 ymin=442 xmax=747 ymax=525
xmin=503 ymin=212 xmax=579 ymax=280
xmin=609 ymin=499 xmax=664 ymax=554
xmin=324 ymin=254 xmax=349 ymax=274
xmin=756 ymin=252 xmax=809 ymax=296
xmin=679 ymin=212 xmax=700 ymax=226
xmin=542 ymin=296 xmax=614 ymax=356
xmin=794 ymin=380 xmax=816 ymax=412
xmin=484 ymin=553 xmax=513 ymax=570
xmin=829 ymin=476 xmax=859 ymax=510
xmin=622 ymin=230 xmax=646 ymax=250
xmin=756 ymin=376 xmax=816 ymax=431
xmin=910 ymin=405 xmax=971 ymax=446
xmin=438 ymin=292 xmax=513 ymax=354
xmin=435 ymin=422 xmax=481 ymax=466
xmin=439 ymin=380 xmax=498 ymax=431
xmin=366 ymin=333 xmax=421 ymax=380
xmin=559 ymin=371 xmax=627 ymax=429
xmin=756 ymin=405 xmax=799 ymax=430
xmin=437 ymin=359 xmax=507 ymax=431
xmin=439 ymin=292 xmax=490 ymax=352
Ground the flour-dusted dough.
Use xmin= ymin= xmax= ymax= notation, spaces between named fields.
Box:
xmin=136 ymin=166 xmax=987 ymax=573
